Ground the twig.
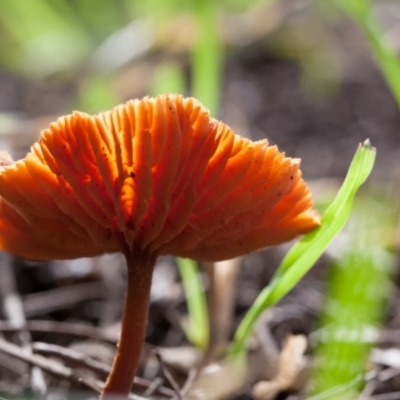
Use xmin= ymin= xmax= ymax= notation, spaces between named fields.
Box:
xmin=32 ymin=342 xmax=110 ymax=378
xmin=33 ymin=342 xmax=176 ymax=398
xmin=0 ymin=253 xmax=47 ymax=395
xmin=379 ymin=367 xmax=400 ymax=382
xmin=370 ymin=393 xmax=400 ymax=400
xmin=0 ymin=336 xmax=100 ymax=392
xmin=77 ymin=376 xmax=102 ymax=394
xmin=22 ymin=281 xmax=105 ymax=317
xmin=0 ymin=320 xmax=118 ymax=342
xmin=155 ymin=350 xmax=183 ymax=399
xmin=142 ymin=377 xmax=164 ymax=398
xmin=181 ymin=368 xmax=199 ymax=397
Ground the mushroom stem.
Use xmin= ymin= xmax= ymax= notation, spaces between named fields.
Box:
xmin=100 ymin=251 xmax=156 ymax=399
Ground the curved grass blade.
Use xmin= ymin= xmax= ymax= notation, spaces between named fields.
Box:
xmin=229 ymin=140 xmax=376 ymax=356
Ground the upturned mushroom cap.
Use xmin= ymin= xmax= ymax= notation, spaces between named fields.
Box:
xmin=0 ymin=94 xmax=319 ymax=261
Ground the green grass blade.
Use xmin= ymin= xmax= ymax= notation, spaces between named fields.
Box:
xmin=176 ymin=258 xmax=209 ymax=350
xmin=229 ymin=140 xmax=376 ymax=356
xmin=191 ymin=0 xmax=222 ymax=116
xmin=0 ymin=0 xmax=92 ymax=76
xmin=276 ymin=140 xmax=375 ymax=277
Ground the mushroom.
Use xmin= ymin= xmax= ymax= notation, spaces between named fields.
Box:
xmin=0 ymin=94 xmax=320 ymax=399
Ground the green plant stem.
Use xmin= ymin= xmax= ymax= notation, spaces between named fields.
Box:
xmin=191 ymin=0 xmax=222 ymax=116
xmin=229 ymin=140 xmax=376 ymax=357
xmin=100 ymin=251 xmax=155 ymax=399
xmin=177 ymin=258 xmax=209 ymax=350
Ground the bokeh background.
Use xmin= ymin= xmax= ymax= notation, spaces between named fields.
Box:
xmin=1 ymin=0 xmax=399 ymax=182
xmin=1 ymin=0 xmax=400 ymax=399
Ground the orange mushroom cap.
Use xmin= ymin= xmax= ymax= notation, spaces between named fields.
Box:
xmin=0 ymin=94 xmax=320 ymax=262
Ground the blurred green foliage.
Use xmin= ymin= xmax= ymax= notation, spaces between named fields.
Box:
xmin=0 ymin=0 xmax=131 ymax=77
xmin=150 ymin=62 xmax=186 ymax=97
xmin=0 ymin=0 xmax=263 ymax=113
xmin=310 ymin=197 xmax=395 ymax=398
